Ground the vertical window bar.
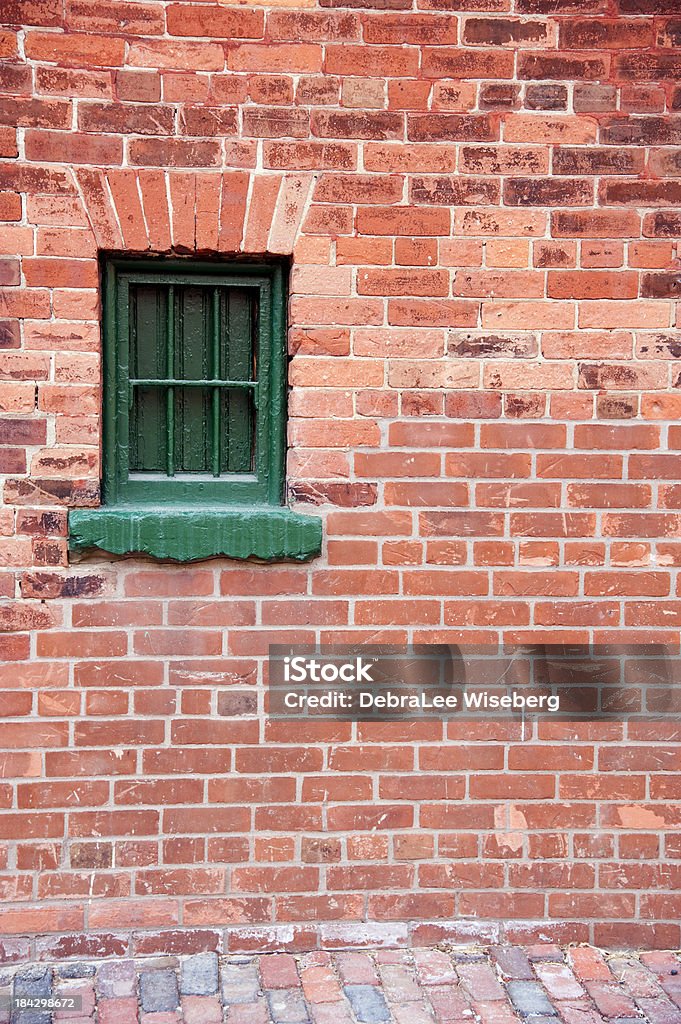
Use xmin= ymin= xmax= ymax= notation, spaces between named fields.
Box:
xmin=211 ymin=288 xmax=221 ymax=478
xmin=166 ymin=284 xmax=175 ymax=477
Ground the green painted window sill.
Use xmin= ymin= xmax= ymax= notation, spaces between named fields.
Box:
xmin=69 ymin=506 xmax=323 ymax=563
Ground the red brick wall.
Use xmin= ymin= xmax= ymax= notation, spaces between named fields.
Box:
xmin=1 ymin=0 xmax=681 ymax=957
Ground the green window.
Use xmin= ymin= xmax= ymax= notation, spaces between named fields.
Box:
xmin=105 ymin=257 xmax=285 ymax=506
xmin=69 ymin=257 xmax=321 ymax=562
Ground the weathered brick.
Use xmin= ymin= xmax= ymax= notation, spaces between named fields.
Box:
xmin=518 ymin=52 xmax=609 ymax=81
xmin=504 ymin=177 xmax=592 ymax=206
xmin=167 ymin=5 xmax=264 ymax=38
xmin=407 ymin=113 xmax=497 ymax=142
xmin=78 ymin=102 xmax=173 ymax=136
xmin=128 ymin=138 xmax=221 ymax=167
xmin=2 ymin=0 xmax=681 ymax=955
xmin=312 ymin=110 xmax=402 ymax=140
xmin=525 ymin=84 xmax=567 ymax=110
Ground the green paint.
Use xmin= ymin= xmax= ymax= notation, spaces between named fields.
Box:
xmin=211 ymin=287 xmax=221 ymax=477
xmin=69 ymin=507 xmax=322 ymax=563
xmin=101 ymin=257 xmax=287 ymax=506
xmin=70 ymin=256 xmax=322 ymax=564
xmin=165 ymin=283 xmax=175 ymax=476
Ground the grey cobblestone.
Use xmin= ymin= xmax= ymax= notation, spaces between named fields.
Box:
xmin=343 ymin=984 xmax=390 ymax=1023
xmin=222 ymin=960 xmax=261 ymax=1004
xmin=10 ymin=1012 xmax=50 ymax=1024
xmin=139 ymin=968 xmax=179 ymax=1012
xmin=507 ymin=980 xmax=556 ymax=1017
xmin=181 ymin=952 xmax=219 ymax=996
xmin=11 ymin=966 xmax=51 ymax=1024
xmin=13 ymin=969 xmax=51 ymax=1002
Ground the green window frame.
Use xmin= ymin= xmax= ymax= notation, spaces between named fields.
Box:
xmin=69 ymin=256 xmax=322 ymax=562
xmin=104 ymin=257 xmax=286 ymax=506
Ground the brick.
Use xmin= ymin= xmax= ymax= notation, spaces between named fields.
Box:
xmin=312 ymin=110 xmax=402 ymax=141
xmin=79 ymin=101 xmax=173 ymax=136
xmin=455 ymin=270 xmax=543 ymax=299
xmin=602 ymin=180 xmax=681 ymax=207
xmin=641 ymin=273 xmax=681 ymax=300
xmin=577 ymin=363 xmax=667 ymax=391
xmin=116 ymin=70 xmax=160 ymax=101
xmin=408 ymin=113 xmax=496 ymax=142
xmin=0 ymin=192 xmax=21 ymax=222
xmin=25 ymin=32 xmax=124 ymax=66
xmin=556 ymin=148 xmax=641 ymax=178
xmin=423 ymin=49 xmax=514 ymax=79
xmin=504 ymin=114 xmax=597 ymax=144
xmin=167 ymin=5 xmax=264 ymax=37
xmin=460 ymin=145 xmax=547 ymax=176
xmin=563 ymin=18 xmax=654 ymax=49
xmin=387 ymin=301 xmax=477 ymax=330
xmin=643 ymin=211 xmax=681 ymax=238
xmin=356 ymin=206 xmax=450 ymax=237
xmin=243 ymin=107 xmax=307 ymax=139
xmin=549 ymin=271 xmax=637 ymax=300
xmin=525 ymin=84 xmax=567 ymax=110
xmin=296 ymin=75 xmax=339 ymax=106
xmin=264 ymin=141 xmax=356 ymax=171
xmin=0 ymin=31 xmax=17 ymax=60
xmin=614 ymin=52 xmax=681 ymax=82
xmin=128 ymin=40 xmax=225 ymax=72
xmin=0 ymin=62 xmax=31 ymax=94
xmin=325 ymin=45 xmax=418 ymax=78
xmin=1 ymin=0 xmax=62 ymax=25
xmin=504 ymin=177 xmax=592 ymax=206
xmin=68 ymin=0 xmax=164 ymax=34
xmin=583 ymin=312 xmax=672 ymax=342
xmin=129 ymin=138 xmax=220 ymax=168
xmin=568 ymin=485 xmax=652 ymax=510
xmin=343 ymin=87 xmax=386 ymax=121
xmin=270 ymin=11 xmax=359 ymax=42
xmin=411 ymin=177 xmax=499 ymax=207
xmin=166 ymin=73 xmax=210 ymax=104
xmin=181 ymin=994 xmax=222 ymax=1023
xmin=467 ymin=17 xmax=548 ymax=46
xmin=520 ymin=52 xmax=610 ymax=83
xmin=98 ymin=996 xmax=139 ymax=1024
xmin=364 ymin=144 xmax=455 ymax=173
xmin=0 ymin=97 xmax=71 ymax=131
xmin=230 ymin=44 xmax=321 ymax=73
xmin=364 ymin=14 xmax=456 ymax=44
xmin=358 ymin=269 xmax=448 ymax=297
xmin=38 ymin=66 xmax=113 ymax=100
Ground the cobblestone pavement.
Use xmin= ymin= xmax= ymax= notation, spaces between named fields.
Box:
xmin=1 ymin=944 xmax=680 ymax=1024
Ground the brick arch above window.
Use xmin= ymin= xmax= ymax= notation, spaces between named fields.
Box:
xmin=74 ymin=169 xmax=314 ymax=257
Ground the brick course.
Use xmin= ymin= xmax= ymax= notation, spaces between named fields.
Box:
xmin=1 ymin=0 xmax=681 ymax=954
